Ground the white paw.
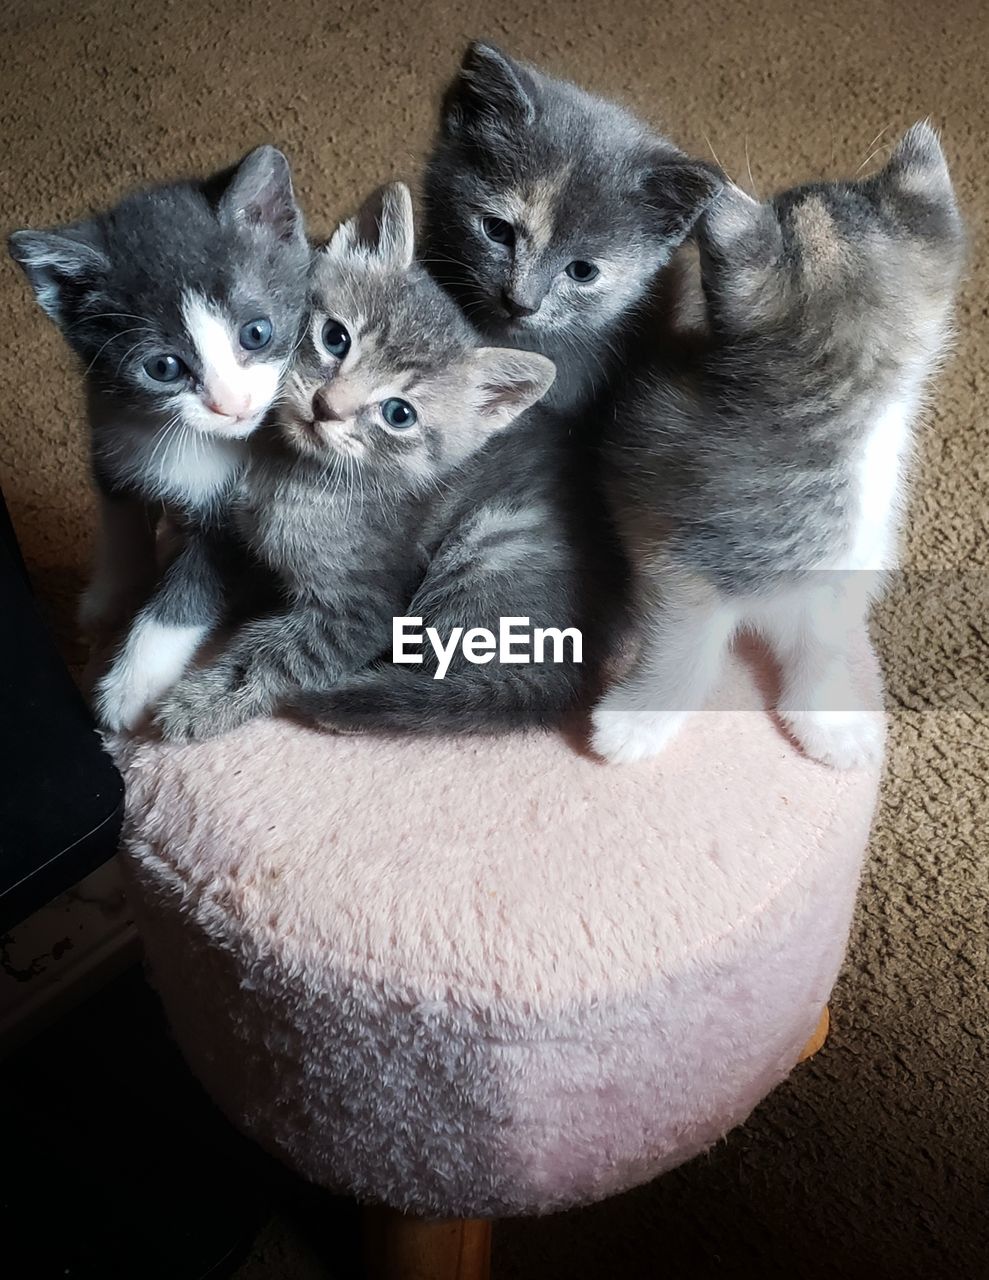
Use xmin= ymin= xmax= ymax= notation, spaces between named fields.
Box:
xmin=590 ymin=702 xmax=687 ymax=764
xmin=94 ymin=662 xmax=165 ymax=733
xmin=782 ymin=708 xmax=885 ymax=770
xmin=94 ymin=621 xmax=208 ymax=732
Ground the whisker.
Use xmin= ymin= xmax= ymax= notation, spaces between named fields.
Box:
xmin=855 ymin=141 xmax=893 ymax=175
xmin=83 ymin=326 xmax=150 ymax=376
xmin=702 ymin=131 xmax=733 ymax=184
xmin=744 ymin=136 xmax=758 ymax=198
xmin=861 ymin=121 xmax=895 ymax=164
xmin=146 ymin=413 xmax=183 ymax=478
xmin=65 ymin=311 xmax=149 ymax=333
xmin=112 ymin=336 xmax=155 ymax=381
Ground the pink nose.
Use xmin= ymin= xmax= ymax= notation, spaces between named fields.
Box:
xmin=204 ymin=387 xmax=251 ymax=419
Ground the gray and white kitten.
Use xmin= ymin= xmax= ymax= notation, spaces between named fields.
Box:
xmin=592 ymin=123 xmax=965 ymax=768
xmin=422 ymin=41 xmax=721 ymax=413
xmin=154 ymin=183 xmax=555 ymax=742
xmin=295 ymin=46 xmax=720 ymax=737
xmin=8 ymin=147 xmax=309 ymax=730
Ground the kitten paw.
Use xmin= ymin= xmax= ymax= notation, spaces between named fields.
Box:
xmin=95 ymin=660 xmax=174 ymax=734
xmin=95 ymin=670 xmax=153 ymax=734
xmin=93 ymin=620 xmax=207 ymax=733
xmin=782 ymin=708 xmax=885 ymax=770
xmin=590 ymin=703 xmax=687 ymax=764
xmin=154 ymin=669 xmax=241 ymax=742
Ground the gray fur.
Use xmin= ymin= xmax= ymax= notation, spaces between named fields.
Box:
xmin=295 ymin=401 xmax=627 ymax=734
xmin=422 ymin=41 xmax=722 ymax=413
xmin=608 ymin=123 xmax=965 ymax=593
xmin=592 ymin=123 xmax=964 ymax=767
xmin=155 ymin=184 xmax=556 ymax=741
xmin=297 ymin=46 xmax=714 ymax=737
xmin=9 ymin=147 xmax=309 ymax=642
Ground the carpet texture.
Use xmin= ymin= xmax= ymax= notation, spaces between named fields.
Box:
xmin=0 ymin=0 xmax=986 ymax=1276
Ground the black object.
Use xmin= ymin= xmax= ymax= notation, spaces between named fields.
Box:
xmin=0 ymin=490 xmax=124 ymax=932
xmin=0 ymin=967 xmax=362 ymax=1279
xmin=0 ymin=968 xmax=269 ymax=1280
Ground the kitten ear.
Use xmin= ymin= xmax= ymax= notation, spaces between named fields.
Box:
xmin=698 ymin=182 xmax=781 ymax=260
xmin=696 ymin=184 xmax=784 ymax=331
xmin=465 ymin=347 xmax=556 ymax=433
xmin=219 ymin=145 xmax=304 ymax=244
xmin=8 ymin=223 xmax=108 ymax=325
xmin=326 ymin=183 xmax=415 ymax=270
xmin=642 ymin=155 xmax=725 ymax=245
xmin=882 ymin=121 xmax=954 ymax=201
xmin=441 ymin=41 xmax=536 ymax=139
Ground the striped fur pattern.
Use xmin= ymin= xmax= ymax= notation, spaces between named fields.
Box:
xmin=295 ymin=46 xmax=722 ymax=737
xmin=155 ymin=184 xmax=556 ymax=741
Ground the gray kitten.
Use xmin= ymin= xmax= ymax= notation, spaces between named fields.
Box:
xmin=293 ymin=46 xmax=721 ymax=737
xmin=592 ymin=123 xmax=964 ymax=768
xmin=8 ymin=148 xmax=309 ymax=731
xmin=155 ymin=183 xmax=555 ymax=742
xmin=422 ymin=42 xmax=721 ymax=413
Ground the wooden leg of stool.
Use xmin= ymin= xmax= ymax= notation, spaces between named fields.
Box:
xmin=362 ymin=1205 xmax=492 ymax=1280
xmin=798 ymin=1006 xmax=830 ymax=1062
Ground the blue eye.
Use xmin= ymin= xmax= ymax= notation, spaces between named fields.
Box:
xmin=143 ymin=353 xmax=186 ymax=383
xmin=381 ymin=398 xmax=417 ymax=429
xmin=239 ymin=316 xmax=273 ymax=350
xmin=482 ymin=216 xmax=514 ymax=247
xmin=565 ymin=260 xmax=599 ymax=282
xmin=322 ymin=320 xmax=351 ymax=359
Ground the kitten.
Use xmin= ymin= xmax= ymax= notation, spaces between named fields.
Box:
xmin=591 ymin=123 xmax=965 ymax=768
xmin=293 ymin=46 xmax=722 ymax=737
xmin=422 ymin=41 xmax=721 ymax=413
xmin=8 ymin=147 xmax=309 ymax=730
xmin=154 ymin=183 xmax=555 ymax=742
xmin=293 ymin=395 xmax=617 ymax=735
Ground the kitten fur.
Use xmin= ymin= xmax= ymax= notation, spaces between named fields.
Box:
xmin=293 ymin=401 xmax=622 ymax=736
xmin=296 ymin=45 xmax=720 ymax=738
xmin=155 ymin=183 xmax=555 ymax=742
xmin=592 ymin=123 xmax=965 ymax=768
xmin=422 ymin=41 xmax=722 ymax=413
xmin=8 ymin=148 xmax=309 ymax=729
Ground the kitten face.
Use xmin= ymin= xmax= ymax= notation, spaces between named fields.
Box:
xmin=277 ymin=183 xmax=555 ymax=487
xmin=10 ymin=146 xmax=309 ymax=442
xmin=698 ymin=123 xmax=965 ymax=350
xmin=423 ymin=43 xmax=721 ymax=350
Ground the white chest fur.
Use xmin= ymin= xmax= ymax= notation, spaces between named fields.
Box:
xmin=143 ymin=429 xmax=246 ymax=509
xmin=841 ymin=398 xmax=914 ymax=574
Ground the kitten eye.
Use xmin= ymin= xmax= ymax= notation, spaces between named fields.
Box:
xmin=239 ymin=316 xmax=273 ymax=350
xmin=565 ymin=260 xmax=600 ymax=283
xmin=321 ymin=320 xmax=351 ymax=359
xmin=380 ymin=398 xmax=417 ymax=430
xmin=143 ymin=353 xmax=186 ymax=383
xmin=482 ymin=216 xmax=515 ymax=247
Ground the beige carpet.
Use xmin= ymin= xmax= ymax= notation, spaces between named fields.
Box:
xmin=2 ymin=0 xmax=986 ymax=1275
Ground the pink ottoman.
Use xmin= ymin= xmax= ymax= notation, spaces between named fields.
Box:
xmin=115 ymin=642 xmax=882 ymax=1274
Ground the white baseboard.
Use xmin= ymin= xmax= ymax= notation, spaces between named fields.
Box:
xmin=0 ymin=857 xmax=141 ymax=1054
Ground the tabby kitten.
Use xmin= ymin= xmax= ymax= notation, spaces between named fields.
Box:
xmin=592 ymin=123 xmax=964 ymax=768
xmin=9 ymin=147 xmax=309 ymax=730
xmin=155 ymin=184 xmax=555 ymax=742
xmin=422 ymin=41 xmax=722 ymax=413
xmin=294 ymin=45 xmax=721 ymax=737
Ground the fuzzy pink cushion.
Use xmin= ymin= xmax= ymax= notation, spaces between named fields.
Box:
xmin=115 ymin=641 xmax=882 ymax=1218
